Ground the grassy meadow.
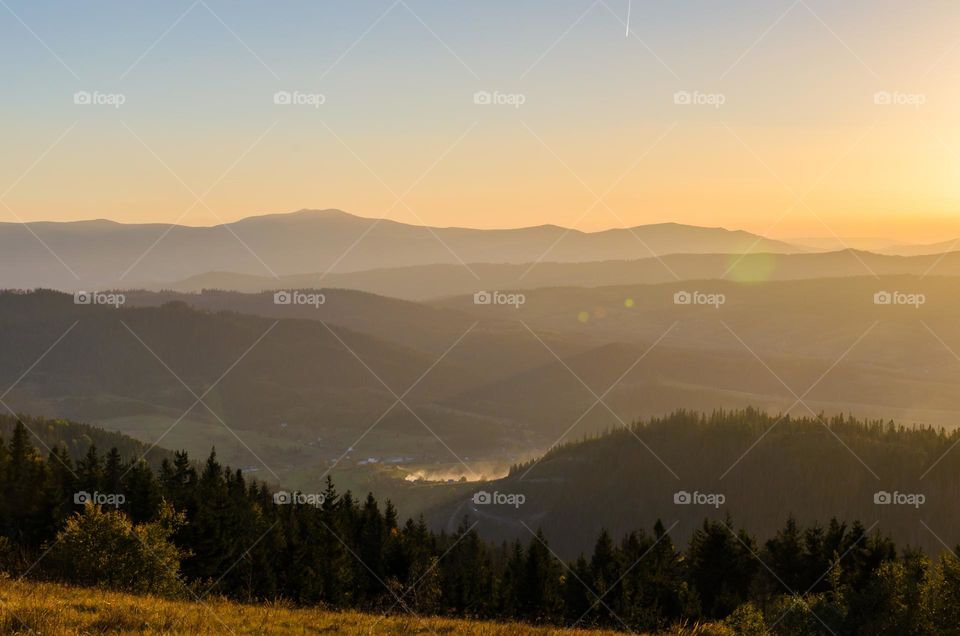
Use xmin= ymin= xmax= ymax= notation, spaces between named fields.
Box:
xmin=0 ymin=578 xmax=739 ymax=635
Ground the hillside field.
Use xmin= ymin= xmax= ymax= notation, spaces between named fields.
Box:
xmin=0 ymin=578 xmax=736 ymax=635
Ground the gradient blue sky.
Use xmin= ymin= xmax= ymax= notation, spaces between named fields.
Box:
xmin=2 ymin=1 xmax=959 ymax=240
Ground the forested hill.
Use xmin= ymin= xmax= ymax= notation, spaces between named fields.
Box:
xmin=427 ymin=408 xmax=960 ymax=557
xmin=0 ymin=413 xmax=172 ymax=466
xmin=0 ymin=289 xmax=523 ymax=470
xmin=5 ymin=417 xmax=960 ymax=634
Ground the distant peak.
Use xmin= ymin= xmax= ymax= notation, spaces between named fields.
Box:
xmin=256 ymin=208 xmax=352 ymax=219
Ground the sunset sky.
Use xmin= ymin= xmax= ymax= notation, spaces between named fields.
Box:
xmin=2 ymin=0 xmax=960 ymax=242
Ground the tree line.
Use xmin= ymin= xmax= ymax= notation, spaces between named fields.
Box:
xmin=2 ymin=420 xmax=960 ymax=634
xmin=496 ymin=408 xmax=960 ymax=558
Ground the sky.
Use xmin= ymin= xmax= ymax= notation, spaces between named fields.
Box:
xmin=1 ymin=0 xmax=959 ymax=242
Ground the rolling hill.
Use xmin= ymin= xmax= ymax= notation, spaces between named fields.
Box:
xmin=0 ymin=290 xmax=526 ymax=476
xmin=0 ymin=412 xmax=173 ymax=466
xmin=426 ymin=409 xmax=960 ymax=559
xmin=154 ymin=248 xmax=960 ymax=301
xmin=1 ymin=209 xmax=804 ymax=290
xmin=118 ymin=277 xmax=960 ymax=433
xmin=11 ymin=273 xmax=960 ymax=489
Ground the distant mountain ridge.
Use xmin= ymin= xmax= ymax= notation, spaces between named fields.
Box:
xmin=152 ymin=249 xmax=960 ymax=301
xmin=877 ymin=238 xmax=960 ymax=256
xmin=0 ymin=209 xmax=805 ymax=290
xmin=12 ymin=275 xmax=960 ymax=489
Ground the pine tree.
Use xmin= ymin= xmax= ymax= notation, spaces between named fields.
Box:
xmin=520 ymin=529 xmax=562 ymax=622
xmin=102 ymin=447 xmax=123 ymax=493
xmin=588 ymin=528 xmax=622 ymax=620
xmin=764 ymin=516 xmax=805 ymax=593
xmin=76 ymin=444 xmax=102 ymax=492
xmin=562 ymin=555 xmax=594 ymax=624
xmin=123 ymin=459 xmax=162 ymax=523
xmin=498 ymin=539 xmax=526 ymax=618
xmin=687 ymin=516 xmax=758 ymax=618
xmin=439 ymin=518 xmax=493 ymax=615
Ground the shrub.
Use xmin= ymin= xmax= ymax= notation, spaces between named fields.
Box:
xmin=44 ymin=501 xmax=186 ymax=596
xmin=923 ymin=553 xmax=960 ymax=634
xmin=723 ymin=602 xmax=765 ymax=635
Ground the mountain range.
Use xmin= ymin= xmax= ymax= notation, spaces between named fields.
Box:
xmin=7 ymin=208 xmax=958 ymax=298
xmin=9 ymin=273 xmax=960 ymax=484
xmin=0 ymin=209 xmax=826 ymax=290
xmin=157 ymin=249 xmax=960 ymax=301
xmin=8 ymin=209 xmax=960 ymax=561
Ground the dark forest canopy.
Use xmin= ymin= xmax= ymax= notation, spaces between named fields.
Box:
xmin=0 ymin=412 xmax=172 ymax=466
xmin=2 ymin=415 xmax=960 ymax=634
xmin=433 ymin=407 xmax=960 ymax=557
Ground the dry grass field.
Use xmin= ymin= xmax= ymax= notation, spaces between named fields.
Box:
xmin=0 ymin=577 xmax=737 ymax=635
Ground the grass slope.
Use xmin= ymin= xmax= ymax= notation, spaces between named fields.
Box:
xmin=0 ymin=579 xmax=651 ymax=635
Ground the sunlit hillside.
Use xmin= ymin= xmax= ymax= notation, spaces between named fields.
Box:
xmin=0 ymin=578 xmax=736 ymax=636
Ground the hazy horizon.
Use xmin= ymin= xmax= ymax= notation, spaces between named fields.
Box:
xmin=3 ymin=0 xmax=960 ymax=243
xmin=0 ymin=208 xmax=954 ymax=251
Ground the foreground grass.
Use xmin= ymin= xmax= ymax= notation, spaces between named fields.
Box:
xmin=0 ymin=578 xmax=732 ymax=635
